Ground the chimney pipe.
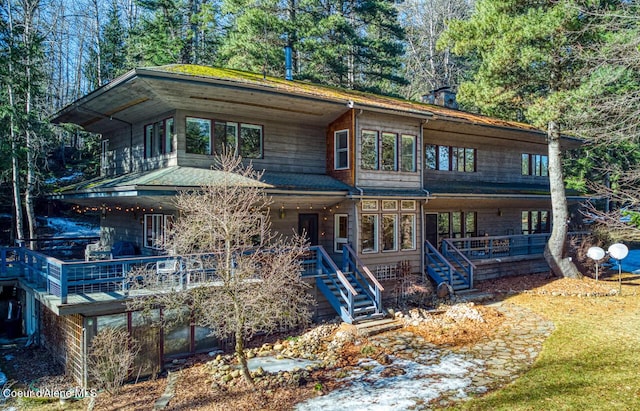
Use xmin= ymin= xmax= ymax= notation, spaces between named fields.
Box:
xmin=285 ymin=46 xmax=293 ymax=81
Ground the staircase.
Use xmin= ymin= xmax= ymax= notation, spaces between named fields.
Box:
xmin=307 ymin=245 xmax=384 ymax=324
xmin=424 ymin=240 xmax=474 ymax=291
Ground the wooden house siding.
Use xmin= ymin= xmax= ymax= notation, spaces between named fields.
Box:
xmin=423 ymin=128 xmax=549 ymax=186
xmin=356 ymin=112 xmax=422 ymax=189
xmin=327 ymin=110 xmax=355 ymax=185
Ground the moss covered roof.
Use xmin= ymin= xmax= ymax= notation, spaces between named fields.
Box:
xmin=145 ymin=64 xmax=541 ymax=133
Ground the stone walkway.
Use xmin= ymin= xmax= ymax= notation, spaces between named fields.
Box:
xmin=366 ymin=301 xmax=555 ymax=408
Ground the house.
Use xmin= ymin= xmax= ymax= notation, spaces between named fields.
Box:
xmin=1 ymin=64 xmax=583 ymax=385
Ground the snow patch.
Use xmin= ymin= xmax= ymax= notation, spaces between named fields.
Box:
xmin=296 ymin=353 xmax=480 ymax=411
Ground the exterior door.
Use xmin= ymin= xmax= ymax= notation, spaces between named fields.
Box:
xmin=298 ymin=214 xmax=319 ymax=246
xmin=424 ymin=213 xmax=438 ymax=247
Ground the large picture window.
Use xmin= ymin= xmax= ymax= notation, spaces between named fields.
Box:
xmin=361 ymin=214 xmax=378 ymax=253
xmin=335 ymin=130 xmax=349 ymax=169
xmin=186 ymin=117 xmax=211 ymax=155
xmin=361 ymin=130 xmax=378 ymax=170
xmin=426 ymin=144 xmax=476 ymax=172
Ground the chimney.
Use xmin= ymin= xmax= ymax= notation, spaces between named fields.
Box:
xmin=284 ymin=46 xmax=293 ymax=81
xmin=422 ymin=86 xmax=458 ymax=109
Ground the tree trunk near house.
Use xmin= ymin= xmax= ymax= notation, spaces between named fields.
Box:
xmin=544 ymin=120 xmax=581 ymax=279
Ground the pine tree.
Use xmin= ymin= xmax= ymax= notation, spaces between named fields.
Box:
xmin=440 ymin=0 xmax=616 ymax=278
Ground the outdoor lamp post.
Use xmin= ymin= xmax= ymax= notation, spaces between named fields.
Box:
xmin=586 ymin=246 xmax=606 ymax=282
xmin=608 ymin=243 xmax=629 ymax=295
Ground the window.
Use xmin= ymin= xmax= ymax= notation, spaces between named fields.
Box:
xmin=401 ymin=135 xmax=416 ymax=172
xmin=334 ymin=130 xmax=349 ymax=169
xmin=381 ymin=132 xmax=397 ymax=171
xmin=240 ymin=124 xmax=263 ymax=158
xmin=522 ymin=210 xmax=550 ymax=234
xmin=425 ymin=144 xmax=437 ymax=170
xmin=361 ymin=130 xmax=378 ymax=170
xmin=438 ymin=211 xmax=477 ymax=239
xmin=334 ymin=214 xmax=349 ymax=252
xmin=382 ymin=214 xmax=397 ymax=251
xmin=361 ymin=214 xmax=378 ymax=253
xmin=187 ymin=118 xmax=262 ymax=158
xmin=400 ymin=214 xmax=416 ymax=250
xmin=186 ymin=117 xmax=211 ymax=155
xmin=144 ymin=120 xmax=167 ymax=158
xmin=144 ymin=214 xmax=171 ymax=250
xmin=426 ymin=145 xmax=476 ymax=172
xmin=522 ymin=153 xmax=548 ymax=176
xmin=165 ymin=118 xmax=174 ymax=153
xmin=382 ymin=200 xmax=397 ymax=211
xmin=361 ymin=200 xmax=378 ymax=211
xmin=401 ymin=200 xmax=416 ymax=211
xmin=101 ymin=139 xmax=109 ymax=170
xmin=214 ymin=121 xmax=238 ymax=155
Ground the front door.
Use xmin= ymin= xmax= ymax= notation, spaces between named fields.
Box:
xmin=424 ymin=213 xmax=438 ymax=247
xmin=298 ymin=213 xmax=319 ymax=246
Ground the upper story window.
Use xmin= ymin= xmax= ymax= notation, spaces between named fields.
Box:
xmin=401 ymin=135 xmax=416 ymax=172
xmin=361 ymin=130 xmax=378 ymax=170
xmin=522 ymin=153 xmax=548 ymax=176
xmin=381 ymin=132 xmax=398 ymax=171
xmin=361 ymin=130 xmax=416 ymax=172
xmin=145 ymin=117 xmax=175 ymax=158
xmin=425 ymin=145 xmax=476 ymax=172
xmin=334 ymin=129 xmax=349 ymax=169
xmin=186 ymin=117 xmax=263 ymax=158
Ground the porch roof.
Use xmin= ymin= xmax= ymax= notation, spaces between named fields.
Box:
xmin=50 ymin=167 xmax=354 ymax=206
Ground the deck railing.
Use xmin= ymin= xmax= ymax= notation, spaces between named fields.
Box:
xmin=445 ymin=233 xmax=552 ymax=260
xmin=0 ymin=244 xmax=349 ymax=305
xmin=342 ymin=244 xmax=383 ymax=312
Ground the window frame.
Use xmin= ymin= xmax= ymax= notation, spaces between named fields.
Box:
xmin=381 ymin=132 xmax=398 ymax=171
xmin=334 ymin=129 xmax=349 ymax=170
xmin=426 ymin=144 xmax=476 ymax=172
xmin=361 ymin=129 xmax=379 ymax=170
xmin=361 ymin=214 xmax=379 ymax=253
xmin=522 ymin=153 xmax=549 ymax=176
xmin=185 ymin=117 xmax=212 ymax=155
xmin=382 ymin=214 xmax=398 ymax=252
xmin=334 ymin=214 xmax=349 ymax=253
xmin=142 ymin=213 xmax=171 ymax=250
xmin=400 ymin=214 xmax=416 ymax=251
xmin=400 ymin=134 xmax=417 ymax=172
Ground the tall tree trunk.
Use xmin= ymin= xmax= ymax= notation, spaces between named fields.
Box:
xmin=544 ymin=120 xmax=581 ymax=279
xmin=7 ymin=0 xmax=25 ymax=244
xmin=24 ymin=0 xmax=39 ymax=249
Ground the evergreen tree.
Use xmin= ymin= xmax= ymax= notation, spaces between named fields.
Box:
xmin=297 ymin=0 xmax=406 ymax=93
xmin=217 ymin=0 xmax=286 ymax=76
xmin=440 ymin=0 xmax=615 ymax=278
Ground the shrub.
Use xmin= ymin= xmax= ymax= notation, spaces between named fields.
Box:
xmin=88 ymin=328 xmax=139 ymax=395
